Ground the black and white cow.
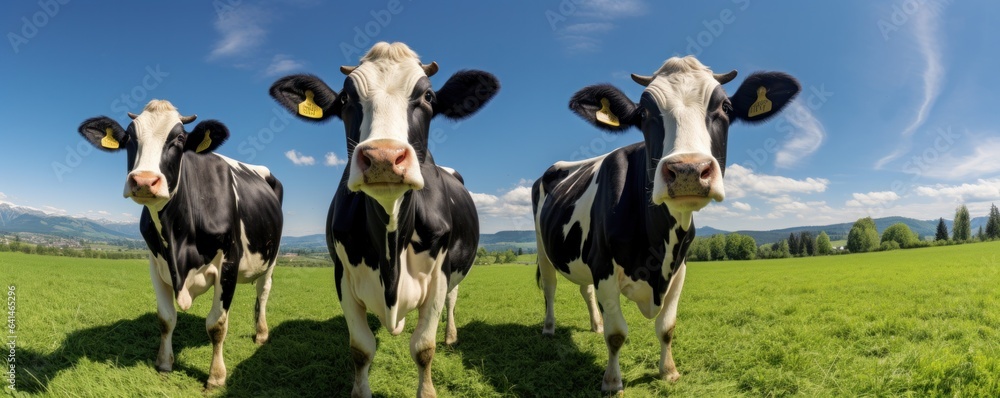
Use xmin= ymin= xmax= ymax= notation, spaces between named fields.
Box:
xmin=77 ymin=100 xmax=284 ymax=388
xmin=533 ymin=56 xmax=800 ymax=393
xmin=269 ymin=42 xmax=498 ymax=397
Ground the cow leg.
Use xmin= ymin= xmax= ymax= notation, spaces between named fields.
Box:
xmin=253 ymin=263 xmax=275 ymax=345
xmin=537 ymin=253 xmax=558 ymax=336
xmin=657 ymin=262 xmax=687 ymax=382
xmin=342 ymin=292 xmax=375 ymax=398
xmin=205 ymin=288 xmax=230 ymax=389
xmin=149 ymin=256 xmax=176 ymax=373
xmin=596 ymin=278 xmax=628 ymax=394
xmin=580 ymin=284 xmax=603 ymax=333
xmin=412 ymin=277 xmax=447 ymax=398
xmin=444 ymin=285 xmax=459 ymax=346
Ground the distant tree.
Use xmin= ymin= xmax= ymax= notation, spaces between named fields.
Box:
xmin=725 ymin=233 xmax=757 ymax=260
xmin=879 ymin=241 xmax=900 ymax=251
xmin=881 ymin=223 xmax=918 ymax=248
xmin=816 ymin=232 xmax=833 ymax=255
xmin=688 ymin=239 xmax=711 ymax=261
xmin=776 ymin=240 xmax=791 ymax=258
xmin=978 ymin=226 xmax=986 ymax=242
xmin=935 ymin=218 xmax=949 ymax=241
xmin=708 ymin=234 xmax=727 ymax=261
xmin=953 ymin=205 xmax=971 ymax=242
xmin=503 ymin=249 xmax=517 ymax=264
xmin=987 ymin=203 xmax=1000 ymax=240
xmin=756 ymin=244 xmax=772 ymax=259
xmin=800 ymin=232 xmax=817 ymax=256
xmin=847 ymin=217 xmax=879 ymax=253
xmin=517 ymin=247 xmax=524 ymax=256
xmin=0 ymin=242 xmax=7 ymax=252
xmin=788 ymin=233 xmax=800 ymax=256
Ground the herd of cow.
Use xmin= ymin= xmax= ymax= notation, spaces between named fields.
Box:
xmin=76 ymin=42 xmax=800 ymax=396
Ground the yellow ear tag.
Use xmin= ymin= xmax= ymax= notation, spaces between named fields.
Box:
xmin=748 ymin=86 xmax=773 ymax=118
xmin=595 ymin=98 xmax=620 ymax=127
xmin=100 ymin=127 xmax=120 ymax=149
xmin=298 ymin=90 xmax=323 ymax=119
xmin=196 ymin=130 xmax=213 ymax=153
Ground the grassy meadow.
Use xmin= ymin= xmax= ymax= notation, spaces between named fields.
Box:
xmin=2 ymin=242 xmax=1000 ymax=397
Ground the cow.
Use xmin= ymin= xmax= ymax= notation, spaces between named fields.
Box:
xmin=269 ymin=42 xmax=499 ymax=397
xmin=533 ymin=56 xmax=800 ymax=393
xmin=77 ymin=100 xmax=284 ymax=388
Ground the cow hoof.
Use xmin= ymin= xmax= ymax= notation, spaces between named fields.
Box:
xmin=445 ymin=335 xmax=458 ymax=346
xmin=601 ymin=388 xmax=624 ymax=397
xmin=205 ymin=378 xmax=226 ymax=390
xmin=661 ymin=370 xmax=681 ymax=383
xmin=592 ymin=325 xmax=604 ymax=334
xmin=255 ymin=333 xmax=269 ymax=345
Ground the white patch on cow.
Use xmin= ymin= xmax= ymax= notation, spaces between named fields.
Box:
xmin=333 ymin=237 xmax=450 ymax=337
xmin=217 ymin=153 xmax=273 ymax=180
xmin=152 ymin=252 xmax=172 ymax=287
xmin=614 ymin=258 xmax=658 ymax=319
xmin=644 ymin=57 xmax=726 ymax=208
xmin=176 ymin=250 xmax=223 ymax=311
xmin=438 ymin=166 xmax=456 ymax=176
xmin=126 ymin=100 xmax=186 ymax=201
xmin=237 ymin=220 xmax=270 ymax=282
xmin=345 ymin=43 xmax=426 ymax=195
xmin=560 ymin=157 xmax=604 ymax=241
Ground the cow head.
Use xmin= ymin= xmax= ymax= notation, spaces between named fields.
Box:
xmin=78 ymin=100 xmax=229 ymax=208
xmin=269 ymin=42 xmax=499 ymax=209
xmin=569 ymin=56 xmax=799 ymax=212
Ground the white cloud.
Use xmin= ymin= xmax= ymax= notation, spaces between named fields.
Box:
xmin=845 ymin=191 xmax=901 ymax=208
xmin=285 ymin=150 xmax=315 ymax=166
xmin=562 ymin=22 xmax=614 ymax=34
xmin=209 ymin=6 xmax=269 ymax=60
xmin=578 ymin=0 xmax=647 ymax=18
xmin=471 ymin=184 xmax=535 ymax=232
xmin=775 ymin=101 xmax=826 ymax=168
xmin=907 ymin=135 xmax=1000 ymax=180
xmin=264 ymin=54 xmax=304 ymax=76
xmin=731 ymin=201 xmax=752 ymax=211
xmin=875 ymin=5 xmax=945 ymax=169
xmin=724 ymin=164 xmax=829 ymax=199
xmin=914 ymin=179 xmax=1000 ymax=202
xmin=324 ymin=152 xmax=347 ymax=167
xmin=0 ymin=192 xmax=5 ymax=200
xmin=42 ymin=206 xmax=67 ymax=215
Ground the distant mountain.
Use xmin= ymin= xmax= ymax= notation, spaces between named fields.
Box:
xmin=479 ymin=230 xmax=535 ymax=244
xmin=0 ymin=203 xmax=141 ymax=242
xmin=280 ymin=234 xmax=327 ymax=251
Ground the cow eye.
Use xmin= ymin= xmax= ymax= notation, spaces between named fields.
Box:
xmin=423 ymin=90 xmax=434 ymax=103
xmin=339 ymin=94 xmax=349 ymax=105
xmin=722 ymin=101 xmax=733 ymax=114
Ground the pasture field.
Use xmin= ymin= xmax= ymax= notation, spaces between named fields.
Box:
xmin=2 ymin=242 xmax=1000 ymax=397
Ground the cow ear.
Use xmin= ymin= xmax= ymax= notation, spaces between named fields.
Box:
xmin=186 ymin=120 xmax=230 ymax=153
xmin=269 ymin=74 xmax=341 ymax=122
xmin=569 ymin=84 xmax=639 ymax=133
xmin=729 ymin=72 xmax=801 ymax=124
xmin=433 ymin=70 xmax=500 ymax=120
xmin=79 ymin=116 xmax=127 ymax=152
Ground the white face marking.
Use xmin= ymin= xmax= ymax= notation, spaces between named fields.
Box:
xmin=645 ymin=67 xmax=726 ymax=209
xmin=344 ymin=55 xmax=427 ymax=207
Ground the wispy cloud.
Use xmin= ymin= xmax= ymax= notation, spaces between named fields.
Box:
xmin=264 ymin=54 xmax=305 ymax=77
xmin=845 ymin=191 xmax=901 ymax=207
xmin=731 ymin=201 xmax=752 ymax=211
xmin=0 ymin=192 xmax=5 ymax=200
xmin=324 ymin=152 xmax=347 ymax=167
xmin=914 ymin=179 xmax=1000 ymax=202
xmin=208 ymin=6 xmax=269 ymax=60
xmin=285 ymin=150 xmax=315 ymax=166
xmin=552 ymin=0 xmax=646 ymax=53
xmin=775 ymin=101 xmax=826 ymax=168
xmin=724 ymin=164 xmax=829 ymax=199
xmin=874 ymin=6 xmax=945 ymax=169
xmin=905 ymin=135 xmax=1000 ymax=180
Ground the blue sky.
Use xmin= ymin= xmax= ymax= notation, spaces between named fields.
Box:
xmin=2 ymin=0 xmax=998 ymax=236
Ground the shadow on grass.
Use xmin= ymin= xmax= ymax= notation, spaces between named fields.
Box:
xmin=222 ymin=313 xmax=383 ymax=398
xmin=452 ymin=321 xmax=604 ymax=397
xmin=15 ymin=312 xmax=210 ymax=394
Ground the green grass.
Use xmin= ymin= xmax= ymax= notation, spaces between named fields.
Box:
xmin=3 ymin=242 xmax=1000 ymax=397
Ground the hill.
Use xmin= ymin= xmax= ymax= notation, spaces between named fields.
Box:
xmin=0 ymin=203 xmax=141 ymax=242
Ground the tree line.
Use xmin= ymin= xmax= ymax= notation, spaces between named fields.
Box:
xmin=0 ymin=238 xmax=149 ymax=260
xmin=474 ymin=247 xmax=523 ymax=265
xmin=688 ymin=230 xmax=836 ymax=262
xmin=848 ymin=204 xmax=1000 ymax=253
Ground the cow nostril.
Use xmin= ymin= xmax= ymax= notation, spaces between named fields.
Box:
xmin=394 ymin=150 xmax=407 ymax=166
xmin=700 ymin=166 xmax=712 ymax=180
xmin=359 ymin=151 xmax=373 ymax=171
xmin=664 ymin=168 xmax=677 ymax=184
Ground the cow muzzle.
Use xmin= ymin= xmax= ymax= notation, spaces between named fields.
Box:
xmin=654 ymin=154 xmax=724 ymax=211
xmin=349 ymin=139 xmax=424 ymax=195
xmin=125 ymin=171 xmax=169 ymax=205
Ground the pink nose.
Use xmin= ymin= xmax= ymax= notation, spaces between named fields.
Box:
xmin=662 ymin=160 xmax=713 ymax=198
xmin=129 ymin=172 xmax=163 ymax=197
xmin=357 ymin=139 xmax=409 ymax=183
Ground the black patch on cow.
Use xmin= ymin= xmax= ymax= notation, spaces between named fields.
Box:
xmin=78 ymin=116 xmax=128 ymax=152
xmin=706 ymin=85 xmax=732 ymax=174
